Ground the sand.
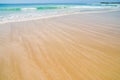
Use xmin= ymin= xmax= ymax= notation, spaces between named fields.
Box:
xmin=0 ymin=11 xmax=120 ymax=80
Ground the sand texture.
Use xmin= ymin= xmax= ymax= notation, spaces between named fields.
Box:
xmin=0 ymin=11 xmax=120 ymax=80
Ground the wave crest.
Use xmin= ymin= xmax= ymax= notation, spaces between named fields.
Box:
xmin=21 ymin=8 xmax=37 ymax=11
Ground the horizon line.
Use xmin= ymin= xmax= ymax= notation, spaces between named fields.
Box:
xmin=0 ymin=2 xmax=98 ymax=4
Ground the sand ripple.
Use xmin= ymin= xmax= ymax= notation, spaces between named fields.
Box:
xmin=0 ymin=11 xmax=120 ymax=80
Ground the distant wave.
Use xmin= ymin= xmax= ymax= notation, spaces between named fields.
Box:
xmin=0 ymin=6 xmax=67 ymax=11
xmin=0 ymin=8 xmax=21 ymax=11
xmin=0 ymin=5 xmax=119 ymax=11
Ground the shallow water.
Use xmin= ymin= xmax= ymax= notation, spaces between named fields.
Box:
xmin=0 ymin=3 xmax=120 ymax=23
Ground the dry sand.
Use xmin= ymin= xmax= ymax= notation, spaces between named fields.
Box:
xmin=0 ymin=11 xmax=120 ymax=80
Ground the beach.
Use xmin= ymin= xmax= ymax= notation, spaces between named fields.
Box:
xmin=0 ymin=11 xmax=120 ymax=80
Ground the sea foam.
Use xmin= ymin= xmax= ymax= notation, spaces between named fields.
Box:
xmin=0 ymin=4 xmax=119 ymax=24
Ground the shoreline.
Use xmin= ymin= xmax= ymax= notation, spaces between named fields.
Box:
xmin=0 ymin=9 xmax=119 ymax=24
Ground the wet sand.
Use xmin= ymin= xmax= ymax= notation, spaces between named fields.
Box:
xmin=0 ymin=11 xmax=120 ymax=80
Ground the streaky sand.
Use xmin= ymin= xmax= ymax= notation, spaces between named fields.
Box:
xmin=0 ymin=11 xmax=120 ymax=80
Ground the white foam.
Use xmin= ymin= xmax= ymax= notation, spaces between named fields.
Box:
xmin=69 ymin=5 xmax=118 ymax=9
xmin=0 ymin=9 xmax=119 ymax=24
xmin=21 ymin=8 xmax=37 ymax=11
xmin=0 ymin=4 xmax=119 ymax=24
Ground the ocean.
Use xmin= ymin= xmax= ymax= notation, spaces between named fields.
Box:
xmin=0 ymin=3 xmax=120 ymax=23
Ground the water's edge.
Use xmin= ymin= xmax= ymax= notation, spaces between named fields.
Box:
xmin=0 ymin=4 xmax=120 ymax=24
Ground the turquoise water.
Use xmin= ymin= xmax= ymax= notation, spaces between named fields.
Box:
xmin=0 ymin=3 xmax=120 ymax=23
